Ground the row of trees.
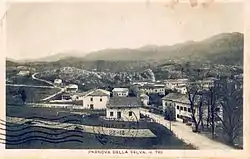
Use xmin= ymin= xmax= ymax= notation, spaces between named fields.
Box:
xmin=186 ymin=77 xmax=243 ymax=146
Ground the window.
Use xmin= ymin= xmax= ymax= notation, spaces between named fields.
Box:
xmin=215 ymin=108 xmax=220 ymax=112
xmin=180 ymin=107 xmax=183 ymax=111
xmin=90 ymin=97 xmax=93 ymax=101
xmin=110 ymin=112 xmax=113 ymax=116
xmin=177 ymin=114 xmax=180 ymax=118
xmin=100 ymin=98 xmax=102 ymax=102
xmin=177 ymin=106 xmax=179 ymax=109
xmin=188 ymin=108 xmax=191 ymax=112
xmin=129 ymin=111 xmax=133 ymax=117
xmin=184 ymin=107 xmax=187 ymax=111
xmin=90 ymin=104 xmax=94 ymax=109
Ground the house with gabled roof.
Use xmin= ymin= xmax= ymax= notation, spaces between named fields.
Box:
xmin=162 ymin=93 xmax=203 ymax=122
xmin=106 ymin=97 xmax=142 ymax=121
xmin=82 ymin=89 xmax=111 ymax=109
xmin=162 ymin=93 xmax=223 ymax=124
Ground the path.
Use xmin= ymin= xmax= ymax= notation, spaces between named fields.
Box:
xmin=31 ymin=73 xmax=55 ymax=87
xmin=140 ymin=108 xmax=233 ymax=150
xmin=31 ymin=73 xmax=65 ymax=101
xmin=6 ymin=84 xmax=55 ymax=89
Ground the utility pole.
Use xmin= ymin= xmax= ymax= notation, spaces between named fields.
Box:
xmin=169 ymin=120 xmax=172 ymax=131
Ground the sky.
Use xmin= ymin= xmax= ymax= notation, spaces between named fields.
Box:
xmin=5 ymin=1 xmax=244 ymax=60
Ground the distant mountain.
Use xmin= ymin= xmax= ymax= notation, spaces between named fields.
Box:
xmin=83 ymin=32 xmax=243 ymax=65
xmin=7 ymin=32 xmax=243 ymax=65
xmin=6 ymin=58 xmax=20 ymax=67
xmin=11 ymin=50 xmax=86 ymax=63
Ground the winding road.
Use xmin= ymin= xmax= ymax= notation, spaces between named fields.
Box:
xmin=7 ymin=73 xmax=65 ymax=101
xmin=6 ymin=84 xmax=55 ymax=89
xmin=31 ymin=73 xmax=65 ymax=101
xmin=140 ymin=108 xmax=233 ymax=150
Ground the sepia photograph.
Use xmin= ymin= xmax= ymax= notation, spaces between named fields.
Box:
xmin=1 ymin=0 xmax=245 ymax=153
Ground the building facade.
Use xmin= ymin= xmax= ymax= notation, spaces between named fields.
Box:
xmin=112 ymin=88 xmax=129 ymax=97
xmin=164 ymin=78 xmax=188 ymax=90
xmin=82 ymin=89 xmax=111 ymax=109
xmin=106 ymin=97 xmax=142 ymax=121
xmin=54 ymin=79 xmax=63 ymax=86
xmin=175 ymin=85 xmax=187 ymax=94
xmin=162 ymin=93 xmax=223 ymax=124
xmin=139 ymin=84 xmax=165 ymax=95
xmin=66 ymin=84 xmax=79 ymax=92
xmin=139 ymin=94 xmax=149 ymax=106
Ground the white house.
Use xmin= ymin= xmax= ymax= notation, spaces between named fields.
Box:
xmin=139 ymin=94 xmax=149 ymax=106
xmin=106 ymin=97 xmax=142 ymax=121
xmin=175 ymin=85 xmax=187 ymax=94
xmin=139 ymin=84 xmax=165 ymax=95
xmin=132 ymin=81 xmax=149 ymax=86
xmin=164 ymin=78 xmax=189 ymax=90
xmin=162 ymin=93 xmax=204 ymax=122
xmin=162 ymin=93 xmax=223 ymax=124
xmin=82 ymin=89 xmax=111 ymax=109
xmin=66 ymin=84 xmax=78 ymax=92
xmin=112 ymin=88 xmax=129 ymax=97
xmin=54 ymin=79 xmax=63 ymax=85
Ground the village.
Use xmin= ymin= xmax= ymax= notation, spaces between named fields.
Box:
xmin=3 ymin=2 xmax=244 ymax=150
xmin=4 ymin=60 xmax=243 ymax=150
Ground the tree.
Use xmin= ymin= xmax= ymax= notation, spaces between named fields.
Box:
xmin=18 ymin=88 xmax=27 ymax=105
xmin=186 ymin=83 xmax=205 ymax=132
xmin=204 ymin=81 xmax=221 ymax=139
xmin=215 ymin=78 xmax=243 ymax=145
xmin=164 ymin=105 xmax=176 ymax=121
xmin=129 ymin=85 xmax=139 ymax=97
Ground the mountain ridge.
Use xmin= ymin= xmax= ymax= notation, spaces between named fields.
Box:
xmin=7 ymin=32 xmax=243 ymax=65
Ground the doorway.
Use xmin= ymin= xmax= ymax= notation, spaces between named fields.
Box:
xmin=117 ymin=111 xmax=121 ymax=119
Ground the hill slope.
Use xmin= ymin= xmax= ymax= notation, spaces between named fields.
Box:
xmin=83 ymin=32 xmax=243 ymax=64
xmin=7 ymin=32 xmax=243 ymax=65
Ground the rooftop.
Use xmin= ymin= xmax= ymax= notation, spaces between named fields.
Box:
xmin=107 ymin=97 xmax=142 ymax=108
xmin=112 ymin=88 xmax=129 ymax=92
xmin=67 ymin=84 xmax=78 ymax=88
xmin=162 ymin=93 xmax=189 ymax=104
xmin=88 ymin=89 xmax=110 ymax=96
xmin=162 ymin=93 xmax=200 ymax=105
xmin=140 ymin=84 xmax=165 ymax=89
xmin=63 ymin=89 xmax=110 ymax=97
xmin=164 ymin=78 xmax=189 ymax=83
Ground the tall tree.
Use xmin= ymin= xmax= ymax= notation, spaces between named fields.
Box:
xmin=204 ymin=83 xmax=219 ymax=139
xmin=164 ymin=105 xmax=176 ymax=121
xmin=186 ymin=83 xmax=205 ymax=132
xmin=215 ymin=78 xmax=243 ymax=145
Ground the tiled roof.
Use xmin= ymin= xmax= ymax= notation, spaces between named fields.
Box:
xmin=162 ymin=93 xmax=200 ymax=105
xmin=162 ymin=93 xmax=189 ymax=103
xmin=85 ymin=89 xmax=110 ymax=96
xmin=64 ymin=89 xmax=110 ymax=97
xmin=107 ymin=97 xmax=142 ymax=108
xmin=140 ymin=84 xmax=165 ymax=89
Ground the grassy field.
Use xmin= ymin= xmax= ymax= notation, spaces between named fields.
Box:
xmin=6 ymin=74 xmax=52 ymax=86
xmin=6 ymin=106 xmax=195 ymax=149
xmin=6 ymin=86 xmax=60 ymax=104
